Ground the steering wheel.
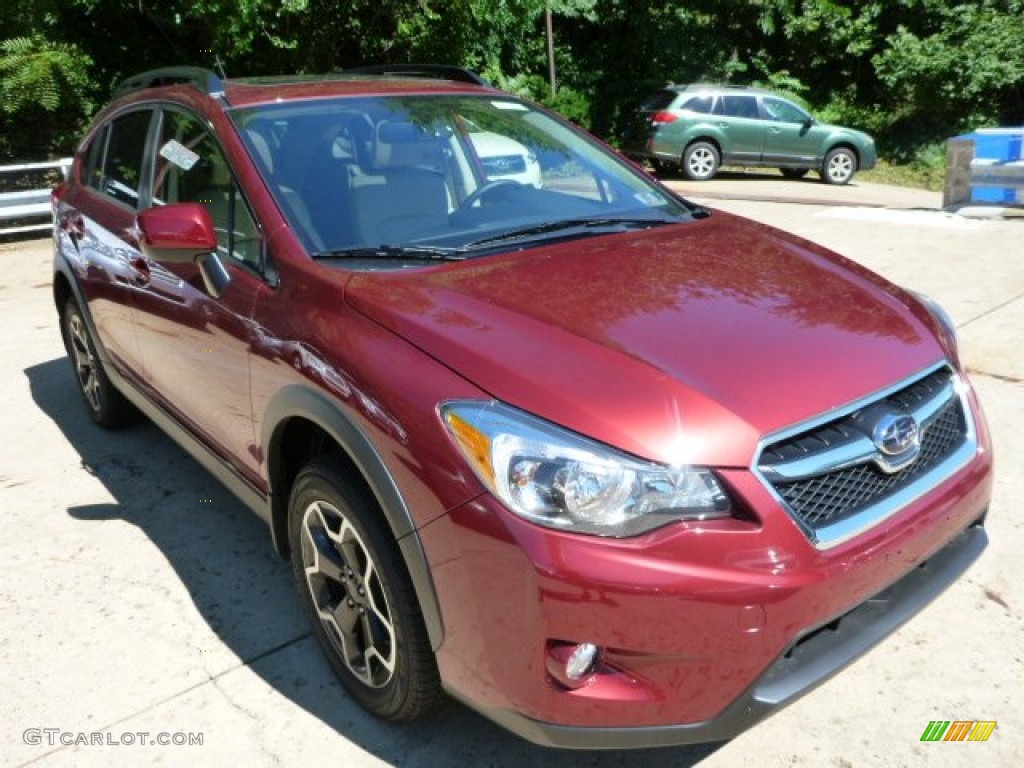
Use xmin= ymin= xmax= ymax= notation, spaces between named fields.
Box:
xmin=457 ymin=179 xmax=523 ymax=211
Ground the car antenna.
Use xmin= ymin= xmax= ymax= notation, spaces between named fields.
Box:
xmin=213 ymin=55 xmax=227 ymax=80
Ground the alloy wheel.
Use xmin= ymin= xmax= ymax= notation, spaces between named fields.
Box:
xmin=299 ymin=499 xmax=396 ymax=688
xmin=687 ymin=147 xmax=717 ymax=179
xmin=826 ymin=150 xmax=855 ymax=184
xmin=68 ymin=313 xmax=101 ymax=413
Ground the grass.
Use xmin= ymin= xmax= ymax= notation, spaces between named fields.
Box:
xmin=859 ymin=159 xmax=946 ymax=192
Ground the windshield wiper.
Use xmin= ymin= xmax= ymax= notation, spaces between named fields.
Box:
xmin=312 ymin=245 xmax=467 ymax=262
xmin=464 ymin=216 xmax=678 ymax=250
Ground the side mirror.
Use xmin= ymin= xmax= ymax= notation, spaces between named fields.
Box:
xmin=136 ymin=203 xmax=231 ymax=298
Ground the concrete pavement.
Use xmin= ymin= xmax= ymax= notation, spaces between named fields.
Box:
xmin=663 ymin=169 xmax=1024 ymax=219
xmin=1 ymin=179 xmax=1021 ymax=767
xmin=664 ymin=170 xmax=945 ymax=209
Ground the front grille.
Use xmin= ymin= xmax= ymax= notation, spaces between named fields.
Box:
xmin=773 ymin=400 xmax=965 ymax=526
xmin=887 ymin=367 xmax=951 ymax=411
xmin=758 ymin=366 xmax=971 ymax=541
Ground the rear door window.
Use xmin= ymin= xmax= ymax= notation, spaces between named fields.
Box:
xmin=81 ymin=125 xmax=109 ymax=192
xmin=715 ymin=95 xmax=759 ymax=120
xmin=93 ymin=110 xmax=153 ymax=208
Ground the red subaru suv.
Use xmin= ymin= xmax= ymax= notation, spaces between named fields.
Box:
xmin=52 ymin=66 xmax=992 ymax=748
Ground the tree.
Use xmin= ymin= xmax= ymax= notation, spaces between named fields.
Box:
xmin=0 ymin=34 xmax=93 ymax=158
xmin=3 ymin=0 xmax=1023 ymax=161
xmin=874 ymin=0 xmax=1024 ymax=152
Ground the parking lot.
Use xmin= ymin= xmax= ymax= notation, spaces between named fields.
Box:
xmin=2 ymin=177 xmax=1021 ymax=767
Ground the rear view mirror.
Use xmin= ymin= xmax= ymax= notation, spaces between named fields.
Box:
xmin=136 ymin=203 xmax=231 ymax=297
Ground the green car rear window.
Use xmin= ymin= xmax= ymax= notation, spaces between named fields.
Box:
xmin=681 ymin=95 xmax=714 ymax=114
xmin=641 ymin=90 xmax=677 ymax=111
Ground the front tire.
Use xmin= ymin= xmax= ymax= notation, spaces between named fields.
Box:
xmin=288 ymin=459 xmax=441 ymax=721
xmin=682 ymin=141 xmax=720 ymax=181
xmin=822 ymin=147 xmax=857 ymax=185
xmin=61 ymin=299 xmax=135 ymax=428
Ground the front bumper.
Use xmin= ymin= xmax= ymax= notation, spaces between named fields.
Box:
xmin=474 ymin=523 xmax=986 ymax=749
xmin=421 ymin=406 xmax=991 ymax=749
xmin=860 ymin=141 xmax=878 ymax=171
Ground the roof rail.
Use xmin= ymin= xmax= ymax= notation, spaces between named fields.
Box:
xmin=675 ymin=83 xmax=768 ymax=92
xmin=114 ymin=67 xmax=226 ymax=99
xmin=345 ymin=64 xmax=489 ymax=87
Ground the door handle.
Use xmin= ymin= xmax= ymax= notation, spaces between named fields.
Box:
xmin=129 ymin=257 xmax=152 ymax=286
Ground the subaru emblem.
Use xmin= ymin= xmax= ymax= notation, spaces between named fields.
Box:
xmin=872 ymin=412 xmax=920 ymax=456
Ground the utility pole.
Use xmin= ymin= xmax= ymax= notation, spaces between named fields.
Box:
xmin=546 ymin=3 xmax=556 ymax=98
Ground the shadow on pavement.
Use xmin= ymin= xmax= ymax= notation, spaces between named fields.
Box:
xmin=655 ymin=168 xmax=816 ymax=184
xmin=26 ymin=356 xmax=723 ymax=767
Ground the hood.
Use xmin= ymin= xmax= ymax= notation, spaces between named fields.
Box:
xmin=822 ymin=123 xmax=873 ymax=144
xmin=346 ymin=212 xmax=944 ymax=467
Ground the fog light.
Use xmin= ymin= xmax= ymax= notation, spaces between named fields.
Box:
xmin=565 ymin=642 xmax=599 ymax=681
xmin=546 ymin=640 xmax=603 ymax=689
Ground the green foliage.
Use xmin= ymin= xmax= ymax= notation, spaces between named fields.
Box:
xmin=873 ymin=0 xmax=1024 ymax=150
xmin=860 ymin=152 xmax=948 ymax=193
xmin=542 ymin=86 xmax=593 ymax=128
xmin=0 ymin=32 xmax=94 ymax=158
xmin=816 ymin=93 xmax=890 ymax=136
xmin=0 ymin=34 xmax=92 ymax=113
xmin=749 ymin=67 xmax=810 ymax=109
xmin=497 ymin=71 xmax=593 ymax=127
xmin=3 ymin=0 xmax=1024 ymax=166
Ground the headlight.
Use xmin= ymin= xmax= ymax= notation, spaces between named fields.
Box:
xmin=912 ymin=291 xmax=959 ymax=358
xmin=441 ymin=400 xmax=731 ymax=537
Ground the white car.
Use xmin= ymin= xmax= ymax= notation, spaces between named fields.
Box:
xmin=468 ymin=130 xmax=542 ymax=188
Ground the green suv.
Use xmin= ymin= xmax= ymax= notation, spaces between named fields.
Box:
xmin=623 ymin=84 xmax=876 ymax=185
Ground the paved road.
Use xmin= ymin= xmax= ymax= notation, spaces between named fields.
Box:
xmin=664 ymin=170 xmax=945 ymax=209
xmin=2 ymin=180 xmax=1021 ymax=767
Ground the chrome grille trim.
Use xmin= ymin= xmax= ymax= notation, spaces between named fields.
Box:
xmin=752 ymin=361 xmax=978 ymax=550
xmin=759 ymin=378 xmax=955 ymax=483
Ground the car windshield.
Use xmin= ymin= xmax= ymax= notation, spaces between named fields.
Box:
xmin=230 ymin=94 xmax=698 ymax=259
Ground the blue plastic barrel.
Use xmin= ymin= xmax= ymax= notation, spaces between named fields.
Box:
xmin=957 ymin=128 xmax=1024 ymax=203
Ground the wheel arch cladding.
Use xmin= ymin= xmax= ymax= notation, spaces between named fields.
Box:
xmin=828 ymin=141 xmax=859 ymax=163
xmin=53 ymin=270 xmax=72 ymax=314
xmin=686 ymin=135 xmax=723 ymax=157
xmin=52 ymin=263 xmax=117 ymax=370
xmin=263 ymin=384 xmax=445 ymax=650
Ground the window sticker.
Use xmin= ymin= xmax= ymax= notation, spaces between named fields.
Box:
xmin=159 ymin=139 xmax=200 ymax=171
xmin=634 ymin=191 xmax=665 ymax=206
xmin=491 ymin=100 xmax=529 ymax=111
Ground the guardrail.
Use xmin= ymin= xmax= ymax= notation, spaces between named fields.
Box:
xmin=943 ymin=128 xmax=1024 ymax=208
xmin=0 ymin=159 xmax=72 ymax=235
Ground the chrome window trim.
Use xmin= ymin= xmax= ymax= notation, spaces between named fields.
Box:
xmin=751 ymin=361 xmax=979 ymax=550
